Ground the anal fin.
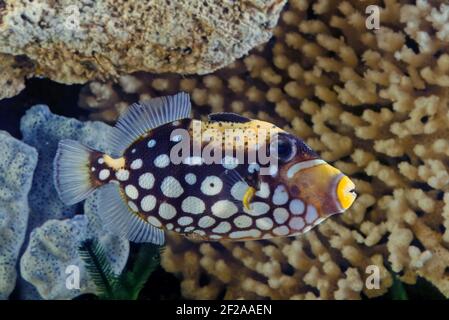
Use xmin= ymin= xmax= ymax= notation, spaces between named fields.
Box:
xmin=97 ymin=183 xmax=165 ymax=245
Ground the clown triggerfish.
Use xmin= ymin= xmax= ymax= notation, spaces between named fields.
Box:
xmin=54 ymin=92 xmax=356 ymax=244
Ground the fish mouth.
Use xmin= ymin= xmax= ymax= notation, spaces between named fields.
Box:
xmin=282 ymin=160 xmax=357 ymax=217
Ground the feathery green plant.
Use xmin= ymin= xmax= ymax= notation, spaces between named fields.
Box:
xmin=78 ymin=238 xmax=162 ymax=300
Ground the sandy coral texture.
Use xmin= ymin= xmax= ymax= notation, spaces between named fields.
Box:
xmin=0 ymin=131 xmax=37 ymax=299
xmin=15 ymin=105 xmax=129 ymax=299
xmin=80 ymin=0 xmax=449 ymax=299
xmin=0 ymin=0 xmax=286 ymax=99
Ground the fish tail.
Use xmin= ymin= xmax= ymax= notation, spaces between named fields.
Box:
xmin=53 ymin=139 xmax=100 ymax=205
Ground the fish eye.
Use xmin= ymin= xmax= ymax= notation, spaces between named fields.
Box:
xmin=272 ymin=135 xmax=296 ymax=162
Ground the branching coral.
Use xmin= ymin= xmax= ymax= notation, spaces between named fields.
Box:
xmin=79 ymin=0 xmax=449 ymax=299
xmin=0 ymin=0 xmax=286 ymax=99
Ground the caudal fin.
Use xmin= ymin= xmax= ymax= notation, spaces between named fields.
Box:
xmin=53 ymin=140 xmax=97 ymax=205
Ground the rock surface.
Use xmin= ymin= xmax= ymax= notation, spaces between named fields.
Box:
xmin=0 ymin=131 xmax=38 ymax=299
xmin=0 ymin=0 xmax=286 ymax=99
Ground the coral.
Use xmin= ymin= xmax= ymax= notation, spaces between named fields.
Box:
xmin=0 ymin=131 xmax=38 ymax=299
xmin=79 ymin=0 xmax=449 ymax=299
xmin=15 ymin=105 xmax=128 ymax=299
xmin=0 ymin=53 xmax=30 ymax=99
xmin=0 ymin=0 xmax=286 ymax=99
xmin=20 ymin=105 xmax=113 ymax=232
xmin=20 ymin=195 xmax=129 ymax=300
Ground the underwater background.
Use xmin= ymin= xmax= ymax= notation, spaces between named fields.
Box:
xmin=0 ymin=0 xmax=449 ymax=300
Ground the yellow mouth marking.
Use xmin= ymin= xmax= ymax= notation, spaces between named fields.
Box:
xmin=337 ymin=176 xmax=356 ymax=210
xmin=103 ymin=155 xmax=126 ymax=170
xmin=243 ymin=186 xmax=256 ymax=210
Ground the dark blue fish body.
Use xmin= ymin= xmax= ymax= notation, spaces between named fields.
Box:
xmin=54 ymin=93 xmax=356 ymax=244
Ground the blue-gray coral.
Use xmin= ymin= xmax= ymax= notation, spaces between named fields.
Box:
xmin=20 ymin=105 xmax=113 ymax=230
xmin=0 ymin=131 xmax=38 ymax=299
xmin=20 ymin=194 xmax=129 ymax=300
xmin=16 ymin=105 xmax=129 ymax=299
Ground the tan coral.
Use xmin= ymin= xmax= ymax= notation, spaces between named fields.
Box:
xmin=79 ymin=0 xmax=449 ymax=299
xmin=0 ymin=0 xmax=287 ymax=99
xmin=0 ymin=53 xmax=30 ymax=98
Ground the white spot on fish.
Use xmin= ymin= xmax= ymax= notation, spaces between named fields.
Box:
xmin=198 ymin=216 xmax=216 ymax=228
xmin=154 ymin=154 xmax=170 ymax=168
xmin=289 ymin=217 xmax=305 ymax=231
xmin=166 ymin=223 xmax=174 ymax=230
xmin=273 ymin=208 xmax=289 ymax=224
xmin=130 ymin=159 xmax=143 ymax=170
xmin=193 ymin=230 xmax=206 ymax=236
xmin=98 ymin=158 xmax=105 ymax=164
xmin=256 ymin=217 xmax=273 ymax=230
xmin=273 ymin=225 xmax=289 ymax=236
xmin=147 ymin=139 xmax=156 ymax=148
xmin=222 ymin=156 xmax=239 ymax=169
xmin=99 ymin=169 xmax=110 ymax=180
xmin=212 ymin=221 xmax=231 ymax=234
xmin=248 ymin=163 xmax=260 ymax=174
xmin=171 ymin=134 xmax=182 ymax=142
xmin=211 ymin=200 xmax=238 ymax=219
xmin=138 ymin=173 xmax=155 ymax=190
xmin=178 ymin=216 xmax=193 ymax=226
xmin=161 ymin=176 xmax=184 ymax=198
xmin=229 ymin=229 xmax=261 ymax=239
xmin=233 ymin=215 xmax=253 ymax=228
xmin=125 ymin=185 xmax=139 ymax=200
xmin=273 ymin=185 xmax=288 ymax=205
xmin=255 ymin=182 xmax=270 ymax=198
xmin=148 ymin=216 xmax=162 ymax=228
xmin=141 ymin=195 xmax=156 ymax=212
xmin=159 ymin=202 xmax=177 ymax=220
xmin=116 ymin=169 xmax=130 ymax=181
xmin=184 ymin=226 xmax=195 ymax=233
xmin=305 ymin=205 xmax=318 ymax=224
xmin=269 ymin=165 xmax=278 ymax=176
xmin=230 ymin=181 xmax=248 ymax=201
xmin=185 ymin=173 xmax=196 ymax=185
xmin=289 ymin=199 xmax=305 ymax=215
xmin=200 ymin=176 xmax=223 ymax=196
xmin=181 ymin=196 xmax=206 ymax=214
xmin=245 ymin=201 xmax=270 ymax=216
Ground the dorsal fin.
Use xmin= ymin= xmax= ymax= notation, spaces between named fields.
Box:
xmin=208 ymin=112 xmax=251 ymax=123
xmin=108 ymin=92 xmax=191 ymax=157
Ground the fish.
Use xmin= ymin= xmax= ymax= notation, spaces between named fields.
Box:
xmin=53 ymin=92 xmax=356 ymax=244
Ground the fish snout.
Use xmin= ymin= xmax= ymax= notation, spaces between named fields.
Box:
xmin=335 ymin=175 xmax=356 ymax=211
xmin=282 ymin=160 xmax=356 ymax=216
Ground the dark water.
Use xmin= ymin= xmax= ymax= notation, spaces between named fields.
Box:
xmin=0 ymin=78 xmax=87 ymax=139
